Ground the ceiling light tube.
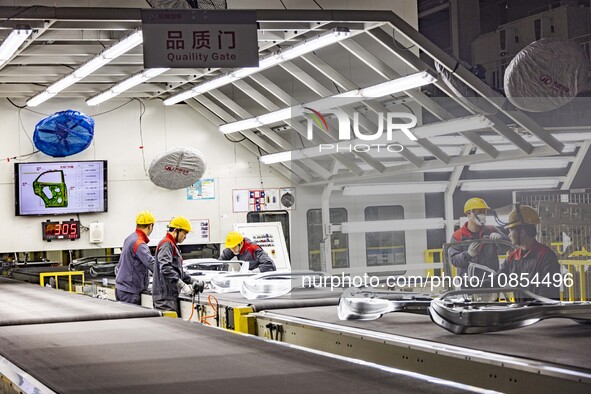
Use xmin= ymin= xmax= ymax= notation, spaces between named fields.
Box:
xmin=26 ymin=91 xmax=55 ymax=107
xmin=0 ymin=27 xmax=32 ymax=64
xmin=87 ymin=68 xmax=169 ymax=106
xmin=342 ymin=182 xmax=447 ymax=196
xmin=46 ymin=75 xmax=80 ymax=94
xmin=219 ymin=71 xmax=436 ymax=134
xmin=341 ymin=218 xmax=444 ymax=233
xmin=101 ymin=30 xmax=142 ymax=59
xmin=460 ymin=178 xmax=560 ymax=191
xmin=336 ymin=71 xmax=436 ymax=98
xmin=220 ymin=118 xmax=263 ymax=134
xmin=260 ymin=151 xmax=293 ymax=164
xmin=278 ymin=27 xmax=351 ymax=61
xmin=27 ymin=29 xmax=143 ymax=107
xmin=469 ymin=158 xmax=570 ymax=171
xmin=164 ymin=28 xmax=352 ymax=106
xmin=86 ymin=90 xmax=117 ymax=106
xmin=413 ymin=115 xmax=494 ymax=139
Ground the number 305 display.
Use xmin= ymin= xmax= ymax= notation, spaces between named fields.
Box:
xmin=42 ymin=220 xmax=81 ymax=241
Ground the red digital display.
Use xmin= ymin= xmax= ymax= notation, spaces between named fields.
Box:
xmin=42 ymin=220 xmax=81 ymax=241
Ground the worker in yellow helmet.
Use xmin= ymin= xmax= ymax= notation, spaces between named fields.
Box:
xmin=498 ymin=204 xmax=559 ymax=299
xmin=219 ymin=231 xmax=276 ymax=272
xmin=115 ymin=211 xmax=156 ymax=305
xmin=448 ymin=198 xmax=508 ymax=287
xmin=152 ymin=216 xmax=203 ymax=314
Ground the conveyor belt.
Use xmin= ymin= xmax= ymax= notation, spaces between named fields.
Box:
xmin=264 ymin=305 xmax=591 ymax=371
xmin=0 ymin=277 xmax=484 ymax=393
xmin=0 ymin=277 xmax=160 ymax=326
xmin=193 ymin=287 xmax=342 ymax=311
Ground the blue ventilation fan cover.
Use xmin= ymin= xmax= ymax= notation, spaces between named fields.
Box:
xmin=33 ymin=110 xmax=95 ymax=157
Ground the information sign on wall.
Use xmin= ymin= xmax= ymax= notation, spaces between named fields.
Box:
xmin=141 ymin=10 xmax=258 ymax=68
xmin=232 ymin=187 xmax=295 ymax=212
xmin=187 ymin=178 xmax=215 ymax=200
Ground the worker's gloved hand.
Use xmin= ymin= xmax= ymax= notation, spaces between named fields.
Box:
xmin=467 ymin=241 xmax=480 ymax=257
xmin=192 ymin=279 xmax=205 ymax=294
xmin=177 ymin=279 xmax=194 ymax=296
xmin=489 ymin=232 xmax=503 ymax=241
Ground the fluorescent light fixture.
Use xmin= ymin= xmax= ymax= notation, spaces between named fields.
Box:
xmin=193 ymin=74 xmax=238 ymax=94
xmin=87 ymin=67 xmax=169 ymax=106
xmin=27 ymin=30 xmax=143 ymax=107
xmin=257 ymin=108 xmax=294 ymax=125
xmin=460 ymin=178 xmax=560 ymax=191
xmin=164 ymin=28 xmax=352 ymax=105
xmin=46 ymin=75 xmax=79 ymax=94
xmin=413 ymin=115 xmax=493 ymax=139
xmin=342 ymin=182 xmax=447 ymax=195
xmin=86 ymin=91 xmax=117 ymax=106
xmin=219 ymin=71 xmax=436 ymax=134
xmin=278 ymin=27 xmax=351 ymax=61
xmin=341 ymin=218 xmax=444 ymax=233
xmin=220 ymin=118 xmax=263 ymax=134
xmin=26 ymin=91 xmax=55 ymax=107
xmin=101 ymin=30 xmax=143 ymax=59
xmin=260 ymin=151 xmax=292 ymax=164
xmin=469 ymin=158 xmax=570 ymax=171
xmin=336 ymin=71 xmax=436 ymax=98
xmin=0 ymin=27 xmax=32 ymax=64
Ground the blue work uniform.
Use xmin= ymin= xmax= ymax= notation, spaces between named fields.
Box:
xmin=115 ymin=228 xmax=154 ymax=305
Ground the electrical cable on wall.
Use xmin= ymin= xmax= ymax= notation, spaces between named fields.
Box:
xmin=257 ymin=146 xmax=265 ymax=190
xmin=136 ymin=99 xmax=149 ymax=176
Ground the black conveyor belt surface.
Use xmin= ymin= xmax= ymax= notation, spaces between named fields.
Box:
xmin=0 ymin=277 xmax=160 ymax=326
xmin=0 ymin=317 xmax=474 ymax=394
xmin=266 ymin=306 xmax=591 ymax=371
xmin=197 ymin=287 xmax=342 ymax=311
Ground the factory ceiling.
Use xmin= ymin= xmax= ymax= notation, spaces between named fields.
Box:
xmin=0 ymin=5 xmax=588 ymax=187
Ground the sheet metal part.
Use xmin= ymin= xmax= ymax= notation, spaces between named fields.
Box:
xmin=338 ymin=286 xmax=434 ymax=320
xmin=428 ymin=287 xmax=591 ymax=334
xmin=240 ymin=270 xmax=326 ymax=300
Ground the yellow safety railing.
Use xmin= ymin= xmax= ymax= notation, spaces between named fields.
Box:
xmin=425 ymin=248 xmax=444 ymax=277
xmin=40 ymin=271 xmax=84 ymax=292
xmin=558 ymin=260 xmax=589 ymax=301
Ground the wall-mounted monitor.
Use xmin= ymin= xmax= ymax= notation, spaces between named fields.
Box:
xmin=15 ymin=160 xmax=108 ymax=216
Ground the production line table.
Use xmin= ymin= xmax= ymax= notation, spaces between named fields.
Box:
xmin=0 ymin=278 xmax=479 ymax=393
xmin=254 ymin=305 xmax=591 ymax=393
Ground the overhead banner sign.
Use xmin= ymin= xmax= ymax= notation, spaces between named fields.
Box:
xmin=141 ymin=10 xmax=258 ymax=68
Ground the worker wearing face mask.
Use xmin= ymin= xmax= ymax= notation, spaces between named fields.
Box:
xmin=448 ymin=198 xmax=508 ymax=286
xmin=498 ymin=204 xmax=559 ymax=300
xmin=219 ymin=231 xmax=276 ymax=272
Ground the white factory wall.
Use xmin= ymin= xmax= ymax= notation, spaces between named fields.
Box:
xmin=0 ymin=98 xmax=289 ymax=253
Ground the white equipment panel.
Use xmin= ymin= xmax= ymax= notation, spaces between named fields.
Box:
xmin=233 ymin=222 xmax=291 ymax=270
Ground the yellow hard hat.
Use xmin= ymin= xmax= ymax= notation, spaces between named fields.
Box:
xmin=136 ymin=210 xmax=156 ymax=225
xmin=464 ymin=197 xmax=491 ymax=214
xmin=225 ymin=231 xmax=244 ymax=249
xmin=169 ymin=216 xmax=192 ymax=232
xmin=505 ymin=205 xmax=540 ymax=229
